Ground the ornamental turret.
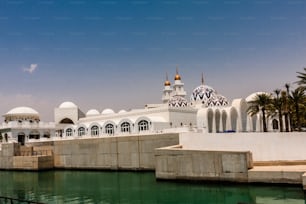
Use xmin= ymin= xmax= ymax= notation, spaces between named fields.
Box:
xmin=162 ymin=73 xmax=173 ymax=103
xmin=172 ymin=67 xmax=186 ymax=98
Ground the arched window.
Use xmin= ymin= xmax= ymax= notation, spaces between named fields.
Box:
xmin=78 ymin=127 xmax=85 ymax=136
xmin=138 ymin=120 xmax=149 ymax=132
xmin=66 ymin=128 xmax=73 ymax=136
xmin=105 ymin=124 xmax=114 ymax=135
xmin=121 ymin=122 xmax=130 ymax=133
xmin=91 ymin=125 xmax=99 ymax=136
xmin=60 ymin=118 xmax=74 ymax=124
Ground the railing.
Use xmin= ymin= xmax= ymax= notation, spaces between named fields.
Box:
xmin=0 ymin=196 xmax=45 ymax=204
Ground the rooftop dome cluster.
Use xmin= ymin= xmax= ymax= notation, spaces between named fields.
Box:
xmin=190 ymin=84 xmax=228 ymax=107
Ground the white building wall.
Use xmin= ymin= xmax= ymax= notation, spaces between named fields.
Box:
xmin=169 ymin=109 xmax=197 ymax=128
xmin=180 ymin=132 xmax=306 ymax=162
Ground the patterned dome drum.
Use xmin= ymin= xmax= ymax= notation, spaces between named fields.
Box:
xmin=207 ymin=95 xmax=229 ymax=107
xmin=168 ymin=96 xmax=188 ymax=107
xmin=190 ymin=85 xmax=217 ymax=104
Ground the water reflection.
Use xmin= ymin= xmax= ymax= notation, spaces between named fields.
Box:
xmin=0 ymin=171 xmax=304 ymax=204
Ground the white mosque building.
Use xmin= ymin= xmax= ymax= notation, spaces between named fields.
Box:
xmin=0 ymin=70 xmax=281 ymax=144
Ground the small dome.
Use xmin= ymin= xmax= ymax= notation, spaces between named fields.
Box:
xmin=164 ymin=80 xmax=171 ymax=86
xmin=86 ymin=109 xmax=100 ymax=117
xmin=190 ymin=84 xmax=217 ymax=103
xmin=101 ymin=108 xmax=115 ymax=115
xmin=174 ymin=74 xmax=181 ymax=80
xmin=59 ymin=101 xmax=78 ymax=108
xmin=6 ymin=106 xmax=39 ymax=116
xmin=168 ymin=96 xmax=188 ymax=107
xmin=207 ymin=95 xmax=229 ymax=107
xmin=245 ymin=92 xmax=269 ymax=102
xmin=118 ymin=109 xmax=127 ymax=114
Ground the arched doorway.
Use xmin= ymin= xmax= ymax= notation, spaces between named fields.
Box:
xmin=18 ymin=132 xmax=25 ymax=145
xmin=207 ymin=109 xmax=213 ymax=133
xmin=272 ymin=119 xmax=279 ymax=131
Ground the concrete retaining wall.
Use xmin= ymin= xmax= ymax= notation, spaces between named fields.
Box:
xmin=180 ymin=132 xmax=306 ymax=162
xmin=13 ymin=156 xmax=54 ymax=170
xmin=0 ymin=143 xmax=19 ymax=169
xmin=53 ymin=133 xmax=179 ymax=170
xmin=0 ymin=133 xmax=179 ymax=170
xmin=155 ymin=145 xmax=253 ymax=182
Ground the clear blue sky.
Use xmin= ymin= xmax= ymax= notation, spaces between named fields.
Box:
xmin=0 ymin=0 xmax=305 ymax=121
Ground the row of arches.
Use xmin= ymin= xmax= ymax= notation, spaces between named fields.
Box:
xmin=197 ymin=99 xmax=248 ymax=133
xmin=64 ymin=120 xmax=151 ymax=137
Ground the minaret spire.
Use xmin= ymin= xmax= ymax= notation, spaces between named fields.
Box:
xmin=164 ymin=72 xmax=171 ymax=86
xmin=162 ymin=72 xmax=172 ymax=103
xmin=174 ymin=65 xmax=181 ymax=81
xmin=201 ymin=73 xmax=204 ymax=85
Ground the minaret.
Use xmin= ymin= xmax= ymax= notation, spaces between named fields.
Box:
xmin=162 ymin=72 xmax=173 ymax=103
xmin=201 ymin=72 xmax=204 ymax=85
xmin=172 ymin=66 xmax=186 ymax=98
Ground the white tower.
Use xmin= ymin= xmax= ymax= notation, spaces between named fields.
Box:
xmin=162 ymin=73 xmax=173 ymax=103
xmin=172 ymin=67 xmax=186 ymax=98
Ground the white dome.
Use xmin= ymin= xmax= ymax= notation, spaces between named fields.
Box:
xmin=245 ymin=92 xmax=269 ymax=102
xmin=190 ymin=84 xmax=217 ymax=104
xmin=101 ymin=108 xmax=115 ymax=115
xmin=207 ymin=94 xmax=229 ymax=107
xmin=6 ymin=106 xmax=39 ymax=116
xmin=168 ymin=96 xmax=188 ymax=107
xmin=118 ymin=109 xmax=127 ymax=114
xmin=59 ymin=101 xmax=78 ymax=108
xmin=86 ymin=109 xmax=100 ymax=117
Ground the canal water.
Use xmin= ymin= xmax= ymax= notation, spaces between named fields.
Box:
xmin=0 ymin=170 xmax=305 ymax=204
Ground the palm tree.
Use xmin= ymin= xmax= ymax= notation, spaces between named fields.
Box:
xmin=247 ymin=93 xmax=272 ymax=132
xmin=272 ymin=89 xmax=283 ymax=132
xmin=296 ymin=67 xmax=306 ymax=89
xmin=289 ymin=87 xmax=305 ymax=131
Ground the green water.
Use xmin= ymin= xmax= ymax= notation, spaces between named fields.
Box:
xmin=0 ymin=171 xmax=305 ymax=204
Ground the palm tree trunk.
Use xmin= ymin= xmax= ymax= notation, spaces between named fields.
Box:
xmin=278 ymin=111 xmax=283 ymax=132
xmin=295 ymin=103 xmax=301 ymax=131
xmin=284 ymin=112 xmax=289 ymax=132
xmin=262 ymin=108 xmax=267 ymax=132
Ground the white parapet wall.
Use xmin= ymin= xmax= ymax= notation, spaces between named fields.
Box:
xmin=180 ymin=132 xmax=306 ymax=162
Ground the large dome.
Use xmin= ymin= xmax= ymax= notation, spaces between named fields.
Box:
xmin=59 ymin=101 xmax=78 ymax=109
xmin=190 ymin=85 xmax=217 ymax=104
xmin=6 ymin=106 xmax=39 ymax=116
xmin=168 ymin=96 xmax=188 ymax=107
xmin=4 ymin=106 xmax=40 ymax=122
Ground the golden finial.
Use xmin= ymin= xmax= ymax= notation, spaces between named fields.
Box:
xmin=174 ymin=66 xmax=181 ymax=80
xmin=164 ymin=72 xmax=171 ymax=86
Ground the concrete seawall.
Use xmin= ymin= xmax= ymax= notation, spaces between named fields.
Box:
xmin=155 ymin=145 xmax=253 ymax=182
xmin=52 ymin=133 xmax=179 ymax=170
xmin=0 ymin=133 xmax=179 ymax=171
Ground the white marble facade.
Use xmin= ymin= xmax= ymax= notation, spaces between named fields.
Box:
xmin=0 ymin=71 xmax=282 ymax=144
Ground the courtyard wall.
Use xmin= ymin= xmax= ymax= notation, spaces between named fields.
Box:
xmin=180 ymin=132 xmax=306 ymax=162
